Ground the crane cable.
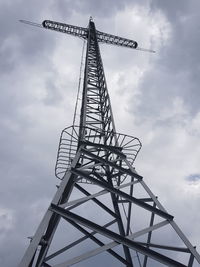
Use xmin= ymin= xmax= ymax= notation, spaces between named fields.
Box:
xmin=120 ymin=193 xmax=142 ymax=266
xmin=72 ymin=39 xmax=86 ymax=127
xmin=68 ymin=39 xmax=86 ymax=163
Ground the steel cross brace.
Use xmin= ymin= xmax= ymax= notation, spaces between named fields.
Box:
xmin=50 ymin=204 xmax=187 ymax=267
xmin=50 ymin=220 xmax=169 ymax=266
xmin=59 ymin=180 xmax=139 ymax=209
xmin=45 ymin=219 xmax=117 ymax=262
xmin=71 ymin=168 xmax=173 ymax=220
xmin=81 ymin=147 xmax=143 ymax=179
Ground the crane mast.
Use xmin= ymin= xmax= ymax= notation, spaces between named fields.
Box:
xmin=19 ymin=17 xmax=200 ymax=267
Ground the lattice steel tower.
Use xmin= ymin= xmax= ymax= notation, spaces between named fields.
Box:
xmin=19 ymin=18 xmax=200 ymax=267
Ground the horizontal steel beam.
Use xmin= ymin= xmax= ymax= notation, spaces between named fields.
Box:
xmin=136 ymin=241 xmax=190 ymax=253
xmin=81 ymin=148 xmax=143 ymax=180
xmin=42 ymin=20 xmax=87 ymax=39
xmin=97 ymin=30 xmax=138 ymax=49
xmin=80 ymin=140 xmax=125 ymax=158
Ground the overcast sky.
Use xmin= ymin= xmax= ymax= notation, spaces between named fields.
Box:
xmin=1 ymin=0 xmax=200 ymax=266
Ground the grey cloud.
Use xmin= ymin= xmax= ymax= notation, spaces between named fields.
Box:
xmin=43 ymin=78 xmax=63 ymax=106
xmin=186 ymin=174 xmax=200 ymax=182
xmin=54 ymin=0 xmax=134 ymax=18
xmin=0 ymin=1 xmax=58 ymax=73
xmin=131 ymin=0 xmax=200 ymax=122
xmin=150 ymin=0 xmax=190 ymax=22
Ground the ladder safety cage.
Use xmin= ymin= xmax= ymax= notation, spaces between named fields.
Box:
xmin=55 ymin=125 xmax=142 ymax=183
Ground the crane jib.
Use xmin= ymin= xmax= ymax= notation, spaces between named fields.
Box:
xmin=42 ymin=20 xmax=139 ymax=50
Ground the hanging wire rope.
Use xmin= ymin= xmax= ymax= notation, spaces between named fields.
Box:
xmin=67 ymin=39 xmax=86 ymax=163
xmin=121 ymin=194 xmax=142 ymax=267
xmin=72 ymin=39 xmax=86 ymax=127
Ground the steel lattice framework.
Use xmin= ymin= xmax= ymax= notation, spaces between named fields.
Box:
xmin=19 ymin=18 xmax=200 ymax=267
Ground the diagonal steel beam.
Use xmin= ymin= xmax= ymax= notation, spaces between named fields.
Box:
xmin=71 ymin=168 xmax=174 ymax=220
xmin=125 ymin=160 xmax=200 ymax=264
xmin=51 ymin=220 xmax=169 ymax=266
xmin=59 ymin=180 xmax=138 ymax=208
xmin=74 ymin=183 xmax=118 ymax=218
xmin=50 ymin=204 xmax=187 ymax=267
xmin=62 ymin=217 xmax=129 ymax=265
xmin=45 ymin=219 xmax=117 ymax=261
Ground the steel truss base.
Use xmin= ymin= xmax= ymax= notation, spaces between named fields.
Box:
xmin=19 ymin=137 xmax=200 ymax=266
